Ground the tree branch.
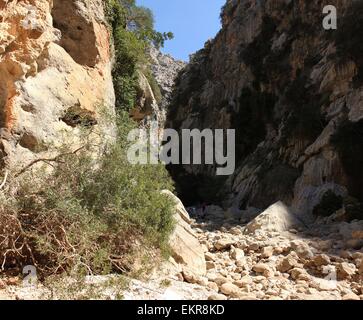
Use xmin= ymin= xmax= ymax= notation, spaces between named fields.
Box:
xmin=15 ymin=146 xmax=85 ymax=178
xmin=0 ymin=170 xmax=8 ymax=190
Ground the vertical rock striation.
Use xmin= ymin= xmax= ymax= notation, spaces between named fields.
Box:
xmin=167 ymin=0 xmax=363 ymax=222
xmin=148 ymin=46 xmax=186 ymax=121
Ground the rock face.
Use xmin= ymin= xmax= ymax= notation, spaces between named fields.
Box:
xmin=149 ymin=46 xmax=186 ymax=114
xmin=163 ymin=190 xmax=207 ymax=276
xmin=166 ymin=0 xmax=363 ymax=222
xmin=131 ymin=71 xmax=159 ymax=122
xmin=0 ymin=0 xmax=115 ymax=172
xmin=130 ymin=47 xmax=185 ymax=131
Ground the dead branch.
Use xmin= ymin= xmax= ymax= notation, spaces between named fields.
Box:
xmin=0 ymin=170 xmax=8 ymax=190
xmin=15 ymin=146 xmax=85 ymax=178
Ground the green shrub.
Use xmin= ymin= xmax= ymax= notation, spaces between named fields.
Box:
xmin=145 ymin=70 xmax=162 ymax=104
xmin=111 ymin=23 xmax=146 ymax=111
xmin=0 ymin=112 xmax=175 ymax=276
xmin=106 ymin=0 xmax=173 ymax=112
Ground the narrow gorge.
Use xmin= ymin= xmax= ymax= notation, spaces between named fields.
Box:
xmin=0 ymin=0 xmax=362 ymax=301
xmin=167 ymin=0 xmax=363 ymax=225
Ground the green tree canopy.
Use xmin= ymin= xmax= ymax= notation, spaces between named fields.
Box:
xmin=111 ymin=0 xmax=174 ymax=49
xmin=106 ymin=0 xmax=173 ymax=111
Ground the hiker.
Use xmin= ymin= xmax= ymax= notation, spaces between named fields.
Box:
xmin=201 ymin=202 xmax=207 ymax=218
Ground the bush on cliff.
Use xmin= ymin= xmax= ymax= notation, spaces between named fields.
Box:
xmin=106 ymin=0 xmax=173 ymax=111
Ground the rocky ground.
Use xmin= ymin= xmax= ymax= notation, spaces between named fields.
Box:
xmin=186 ymin=206 xmax=363 ymax=300
xmin=0 ymin=202 xmax=362 ymax=300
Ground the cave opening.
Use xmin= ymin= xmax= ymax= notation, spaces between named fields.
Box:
xmin=51 ymin=0 xmax=99 ymax=67
xmin=331 ymin=119 xmax=363 ymax=203
xmin=167 ymin=164 xmax=227 ymax=208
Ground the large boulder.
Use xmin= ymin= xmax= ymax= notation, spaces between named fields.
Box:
xmin=244 ymin=201 xmax=302 ymax=235
xmin=162 ymin=190 xmax=206 ymax=276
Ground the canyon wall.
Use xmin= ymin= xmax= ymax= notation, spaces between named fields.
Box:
xmin=167 ymin=0 xmax=363 ymax=222
xmin=0 ymin=0 xmax=115 ymax=172
xmin=148 ymin=46 xmax=186 ymax=122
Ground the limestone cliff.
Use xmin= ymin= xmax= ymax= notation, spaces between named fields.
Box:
xmin=0 ymin=0 xmax=115 ymax=172
xmin=167 ymin=0 xmax=363 ymax=222
xmin=148 ymin=46 xmax=186 ymax=121
xmin=131 ymin=46 xmax=185 ymax=125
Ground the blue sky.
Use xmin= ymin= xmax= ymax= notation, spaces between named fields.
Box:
xmin=137 ymin=0 xmax=225 ymax=61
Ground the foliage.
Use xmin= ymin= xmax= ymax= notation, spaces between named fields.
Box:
xmin=110 ymin=0 xmax=174 ymax=49
xmin=112 ymin=26 xmax=144 ymax=111
xmin=145 ymin=69 xmax=162 ymax=104
xmin=42 ymin=274 xmax=128 ymax=300
xmin=0 ymin=112 xmax=175 ymax=276
xmin=106 ymin=0 xmax=172 ymax=112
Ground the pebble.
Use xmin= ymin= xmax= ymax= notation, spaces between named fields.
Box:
xmin=208 ymin=294 xmax=228 ymax=300
xmin=261 ymin=246 xmax=274 ymax=258
xmin=277 ymin=254 xmax=299 ymax=273
xmin=342 ymin=292 xmax=360 ymax=300
xmin=253 ymin=264 xmax=274 ymax=277
xmin=230 ymin=247 xmax=245 ymax=261
xmin=207 ymin=282 xmax=219 ymax=291
xmin=214 ymin=239 xmax=235 ymax=251
xmin=337 ymin=262 xmax=357 ymax=280
xmin=219 ymin=282 xmax=240 ymax=297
